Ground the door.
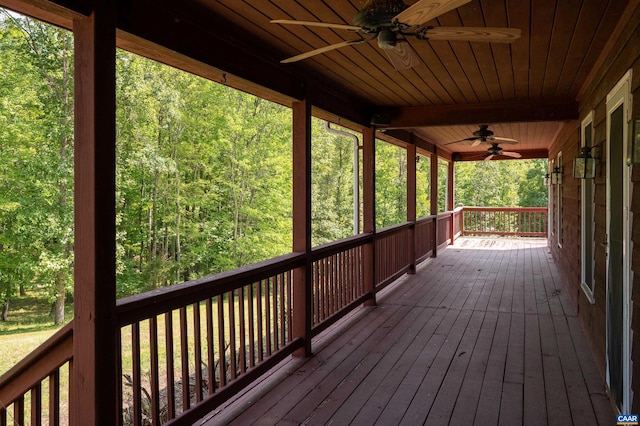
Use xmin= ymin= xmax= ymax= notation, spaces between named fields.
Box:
xmin=605 ymin=70 xmax=632 ymax=412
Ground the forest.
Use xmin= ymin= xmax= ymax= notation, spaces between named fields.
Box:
xmin=0 ymin=10 xmax=547 ymax=325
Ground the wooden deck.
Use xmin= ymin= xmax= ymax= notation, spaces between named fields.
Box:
xmin=201 ymin=237 xmax=614 ymax=425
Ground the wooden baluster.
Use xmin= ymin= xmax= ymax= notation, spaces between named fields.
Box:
xmin=14 ymin=397 xmax=24 ymax=426
xmin=132 ymin=323 xmax=142 ymax=426
xmin=165 ymin=312 xmax=176 ymax=419
xmin=279 ymin=273 xmax=286 ymax=347
xmin=287 ymin=271 xmax=294 ymax=342
xmin=31 ymin=383 xmax=42 ymax=426
xmin=49 ymin=369 xmax=60 ymax=426
xmin=179 ymin=307 xmax=190 ymax=411
xmin=149 ymin=317 xmax=160 ymax=424
xmin=205 ymin=299 xmax=216 ymax=393
xmin=217 ymin=295 xmax=227 ymax=386
xmin=193 ymin=302 xmax=203 ymax=402
xmin=238 ymin=288 xmax=247 ymax=373
xmin=228 ymin=291 xmax=237 ymax=380
xmin=272 ymin=277 xmax=279 ymax=350
xmin=247 ymin=284 xmax=256 ymax=368
xmin=264 ymin=278 xmax=272 ymax=356
xmin=256 ymin=282 xmax=264 ymax=363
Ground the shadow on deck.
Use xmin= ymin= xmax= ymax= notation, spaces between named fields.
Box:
xmin=202 ymin=237 xmax=613 ymax=425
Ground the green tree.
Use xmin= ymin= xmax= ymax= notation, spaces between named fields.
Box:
xmin=518 ymin=159 xmax=548 ymax=206
xmin=0 ymin=12 xmax=74 ymax=324
xmin=311 ymin=120 xmax=357 ymax=246
xmin=376 ymin=141 xmax=407 ymax=228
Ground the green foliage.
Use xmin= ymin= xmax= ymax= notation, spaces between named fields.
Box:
xmin=375 ymin=141 xmax=407 ymax=228
xmin=455 ymin=159 xmax=548 ymax=207
xmin=416 ymin=154 xmax=431 ymax=218
xmin=115 ymin=52 xmax=293 ymax=296
xmin=311 ymin=120 xmax=358 ymax=246
xmin=0 ymin=12 xmax=73 ymax=322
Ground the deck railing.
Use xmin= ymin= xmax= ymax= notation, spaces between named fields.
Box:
xmin=461 ymin=207 xmax=548 ymax=237
xmin=0 ymin=323 xmax=73 ymax=425
xmin=0 ymin=206 xmax=547 ymax=425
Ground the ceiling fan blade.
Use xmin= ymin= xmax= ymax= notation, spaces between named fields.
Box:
xmin=280 ymin=38 xmax=369 ymax=63
xmin=384 ymin=41 xmax=422 ymax=70
xmin=471 ymin=139 xmax=482 ymax=146
xmin=424 ymin=27 xmax=521 ymax=43
xmin=501 ymin=151 xmax=522 ymax=158
xmin=484 ymin=154 xmax=495 ymax=161
xmin=271 ymin=19 xmax=363 ymax=32
xmin=493 ymin=136 xmax=518 ymax=144
xmin=394 ymin=0 xmax=472 ymax=27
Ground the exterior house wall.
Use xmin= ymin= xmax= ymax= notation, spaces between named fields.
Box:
xmin=548 ymin=2 xmax=640 ymax=410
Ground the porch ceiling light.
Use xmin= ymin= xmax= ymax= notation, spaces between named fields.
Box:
xmin=551 ymin=166 xmax=563 ymax=185
xmin=573 ymin=146 xmax=597 ymax=179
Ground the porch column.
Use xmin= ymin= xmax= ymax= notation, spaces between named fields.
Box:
xmin=448 ymin=160 xmax=455 ymax=245
xmin=430 ymin=150 xmax=439 ymax=257
xmin=407 ymin=143 xmax=417 ymax=274
xmin=362 ymin=127 xmax=377 ymax=306
xmin=72 ymin=3 xmax=117 ymax=425
xmin=292 ymin=99 xmax=312 ymax=356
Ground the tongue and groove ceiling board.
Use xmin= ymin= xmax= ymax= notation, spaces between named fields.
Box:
xmin=196 ymin=0 xmax=626 ymax=155
xmin=1 ymin=0 xmax=629 ymax=157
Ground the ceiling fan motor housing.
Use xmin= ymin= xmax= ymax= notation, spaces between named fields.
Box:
xmin=354 ymin=0 xmax=408 ymax=30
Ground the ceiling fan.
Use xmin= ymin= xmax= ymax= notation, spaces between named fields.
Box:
xmin=271 ymin=0 xmax=521 ymax=70
xmin=446 ymin=124 xmax=518 ymax=146
xmin=483 ymin=143 xmax=522 ymax=161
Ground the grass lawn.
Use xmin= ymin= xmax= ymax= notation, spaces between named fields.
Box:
xmin=0 ymin=292 xmax=73 ymax=376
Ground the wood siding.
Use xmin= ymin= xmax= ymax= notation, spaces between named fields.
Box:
xmin=549 ymin=2 xmax=640 ymax=410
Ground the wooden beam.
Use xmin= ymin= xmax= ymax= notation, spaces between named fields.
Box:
xmin=292 ymin=99 xmax=312 ymax=357
xmin=72 ymin=2 xmax=117 ymax=425
xmin=379 ymin=99 xmax=579 ymax=129
xmin=453 ymin=148 xmax=549 ymax=162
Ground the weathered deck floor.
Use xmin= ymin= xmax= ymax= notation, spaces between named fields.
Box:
xmin=202 ymin=237 xmax=614 ymax=425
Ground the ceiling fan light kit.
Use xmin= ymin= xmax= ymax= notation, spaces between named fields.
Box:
xmin=272 ymin=0 xmax=521 ymax=70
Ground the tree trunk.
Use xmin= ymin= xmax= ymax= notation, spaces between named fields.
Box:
xmin=1 ymin=299 xmax=8 ymax=321
xmin=54 ymin=271 xmax=65 ymax=324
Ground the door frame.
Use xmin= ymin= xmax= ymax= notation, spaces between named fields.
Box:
xmin=605 ymin=69 xmax=632 ymax=412
xmin=581 ymin=112 xmax=595 ymax=304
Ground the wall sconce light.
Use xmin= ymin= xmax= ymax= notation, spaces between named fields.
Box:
xmin=573 ymin=146 xmax=598 ymax=179
xmin=543 ymin=173 xmax=550 ymax=186
xmin=551 ymin=166 xmax=563 ymax=185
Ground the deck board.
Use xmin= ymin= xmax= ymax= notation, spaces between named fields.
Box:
xmin=201 ymin=237 xmax=614 ymax=426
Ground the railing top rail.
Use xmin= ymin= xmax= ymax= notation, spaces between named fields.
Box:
xmin=311 ymin=233 xmax=373 ymax=260
xmin=0 ymin=322 xmax=73 ymax=405
xmin=376 ymin=221 xmax=412 ymax=237
xmin=462 ymin=206 xmax=547 ymax=212
xmin=437 ymin=210 xmax=454 ymax=218
xmin=416 ymin=215 xmax=437 ymax=224
xmin=116 ymin=252 xmax=305 ymax=326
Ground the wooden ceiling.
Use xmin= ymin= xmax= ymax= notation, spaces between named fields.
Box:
xmin=2 ymin=0 xmax=630 ymax=159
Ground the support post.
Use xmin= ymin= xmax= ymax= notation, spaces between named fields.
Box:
xmin=292 ymin=99 xmax=312 ymax=356
xmin=362 ymin=127 xmax=376 ymax=306
xmin=430 ymin=150 xmax=439 ymax=257
xmin=448 ymin=160 xmax=455 ymax=245
xmin=72 ymin=3 xmax=117 ymax=425
xmin=407 ymin=143 xmax=417 ymax=274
